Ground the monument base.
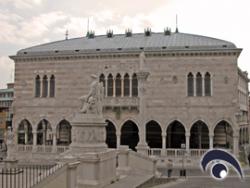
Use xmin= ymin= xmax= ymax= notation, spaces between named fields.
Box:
xmin=60 ymin=113 xmax=117 ymax=188
xmin=69 ymin=113 xmax=107 ymax=153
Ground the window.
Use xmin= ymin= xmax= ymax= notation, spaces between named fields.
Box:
xmin=42 ymin=75 xmax=48 ymax=97
xmin=124 ymin=73 xmax=130 ymax=96
xmin=50 ymin=75 xmax=55 ymax=97
xmin=196 ymin=72 xmax=202 ymax=96
xmin=205 ymin=72 xmax=211 ymax=96
xmin=132 ymin=74 xmax=138 ymax=97
xmin=187 ymin=73 xmax=194 ymax=96
xmin=107 ymin=74 xmax=113 ymax=97
xmin=35 ymin=75 xmax=41 ymax=97
xmin=115 ymin=74 xmax=121 ymax=97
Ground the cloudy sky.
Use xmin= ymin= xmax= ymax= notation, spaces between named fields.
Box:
xmin=0 ymin=0 xmax=250 ymax=88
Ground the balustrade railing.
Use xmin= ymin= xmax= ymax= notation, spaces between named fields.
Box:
xmin=17 ymin=145 xmax=69 ymax=154
xmin=0 ymin=163 xmax=64 ymax=188
xmin=148 ymin=148 xmax=209 ymax=158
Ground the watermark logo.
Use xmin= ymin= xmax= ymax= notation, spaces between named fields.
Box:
xmin=200 ymin=149 xmax=244 ymax=180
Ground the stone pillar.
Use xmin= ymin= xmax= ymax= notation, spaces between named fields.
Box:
xmin=185 ymin=133 xmax=190 ymax=152
xmin=116 ymin=132 xmax=121 ymax=148
xmin=233 ymin=135 xmax=239 ymax=156
xmin=113 ymin=78 xmax=116 ymax=97
xmin=32 ymin=131 xmax=37 ymax=152
xmin=209 ymin=134 xmax=214 ymax=149
xmin=121 ymin=78 xmax=124 ymax=97
xmin=48 ymin=76 xmax=50 ymax=97
xmin=136 ymin=70 xmax=150 ymax=154
xmin=67 ymin=162 xmax=80 ymax=188
xmin=202 ymin=73 xmax=205 ymax=96
xmin=129 ymin=77 xmax=132 ymax=97
xmin=105 ymin=78 xmax=108 ymax=97
xmin=193 ymin=75 xmax=196 ymax=96
xmin=33 ymin=131 xmax=37 ymax=146
xmin=24 ymin=132 xmax=28 ymax=145
xmin=162 ymin=133 xmax=166 ymax=156
xmin=162 ymin=133 xmax=166 ymax=149
xmin=52 ymin=130 xmax=57 ymax=153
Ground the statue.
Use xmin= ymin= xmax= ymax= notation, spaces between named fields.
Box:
xmin=80 ymin=74 xmax=104 ymax=115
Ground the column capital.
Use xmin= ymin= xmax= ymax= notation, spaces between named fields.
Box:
xmin=209 ymin=133 xmax=214 ymax=137
xmin=161 ymin=133 xmax=167 ymax=137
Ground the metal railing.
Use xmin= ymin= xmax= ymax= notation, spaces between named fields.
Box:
xmin=0 ymin=163 xmax=64 ymax=188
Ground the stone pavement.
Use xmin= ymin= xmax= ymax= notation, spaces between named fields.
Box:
xmin=153 ymin=168 xmax=250 ymax=188
xmin=155 ymin=177 xmax=250 ymax=188
xmin=104 ymin=171 xmax=153 ymax=188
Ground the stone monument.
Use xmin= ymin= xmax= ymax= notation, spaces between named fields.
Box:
xmin=136 ymin=51 xmax=150 ymax=154
xmin=61 ymin=74 xmax=116 ymax=188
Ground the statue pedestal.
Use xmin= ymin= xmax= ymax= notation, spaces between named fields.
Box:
xmin=69 ymin=113 xmax=107 ymax=154
xmin=61 ymin=113 xmax=117 ymax=188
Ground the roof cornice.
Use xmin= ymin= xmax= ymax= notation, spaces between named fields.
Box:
xmin=9 ymin=48 xmax=242 ymax=63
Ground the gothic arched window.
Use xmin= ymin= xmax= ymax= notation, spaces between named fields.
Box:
xmin=132 ymin=74 xmax=138 ymax=97
xmin=107 ymin=74 xmax=113 ymax=97
xmin=196 ymin=72 xmax=202 ymax=96
xmin=50 ymin=75 xmax=55 ymax=97
xmin=42 ymin=75 xmax=48 ymax=97
xmin=124 ymin=73 xmax=130 ymax=96
xmin=35 ymin=75 xmax=41 ymax=97
xmin=115 ymin=74 xmax=121 ymax=97
xmin=187 ymin=73 xmax=194 ymax=96
xmin=205 ymin=72 xmax=211 ymax=96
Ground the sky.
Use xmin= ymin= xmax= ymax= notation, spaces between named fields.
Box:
xmin=0 ymin=0 xmax=250 ymax=88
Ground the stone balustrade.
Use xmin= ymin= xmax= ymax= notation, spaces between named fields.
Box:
xmin=17 ymin=145 xmax=69 ymax=154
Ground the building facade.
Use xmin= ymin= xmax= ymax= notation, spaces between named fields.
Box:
xmin=9 ymin=30 xmax=249 ymax=160
xmin=0 ymin=83 xmax=14 ymax=144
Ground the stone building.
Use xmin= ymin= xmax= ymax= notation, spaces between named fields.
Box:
xmin=9 ymin=29 xmax=249 ymax=160
xmin=0 ymin=83 xmax=14 ymax=144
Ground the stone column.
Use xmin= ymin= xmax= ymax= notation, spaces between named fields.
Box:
xmin=121 ymin=78 xmax=124 ymax=97
xmin=233 ymin=134 xmax=239 ymax=156
xmin=48 ymin=76 xmax=50 ymax=97
xmin=52 ymin=129 xmax=57 ymax=153
xmin=116 ymin=132 xmax=121 ymax=148
xmin=33 ymin=131 xmax=37 ymax=146
xmin=33 ymin=131 xmax=37 ymax=152
xmin=25 ymin=131 xmax=28 ymax=145
xmin=202 ymin=73 xmax=205 ymax=96
xmin=193 ymin=75 xmax=196 ymax=96
xmin=209 ymin=134 xmax=214 ymax=149
xmin=105 ymin=78 xmax=108 ymax=97
xmin=113 ymin=78 xmax=116 ymax=97
xmin=162 ymin=133 xmax=166 ymax=149
xmin=129 ymin=77 xmax=132 ymax=97
xmin=135 ymin=70 xmax=150 ymax=154
xmin=162 ymin=133 xmax=166 ymax=156
xmin=185 ymin=133 xmax=190 ymax=152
